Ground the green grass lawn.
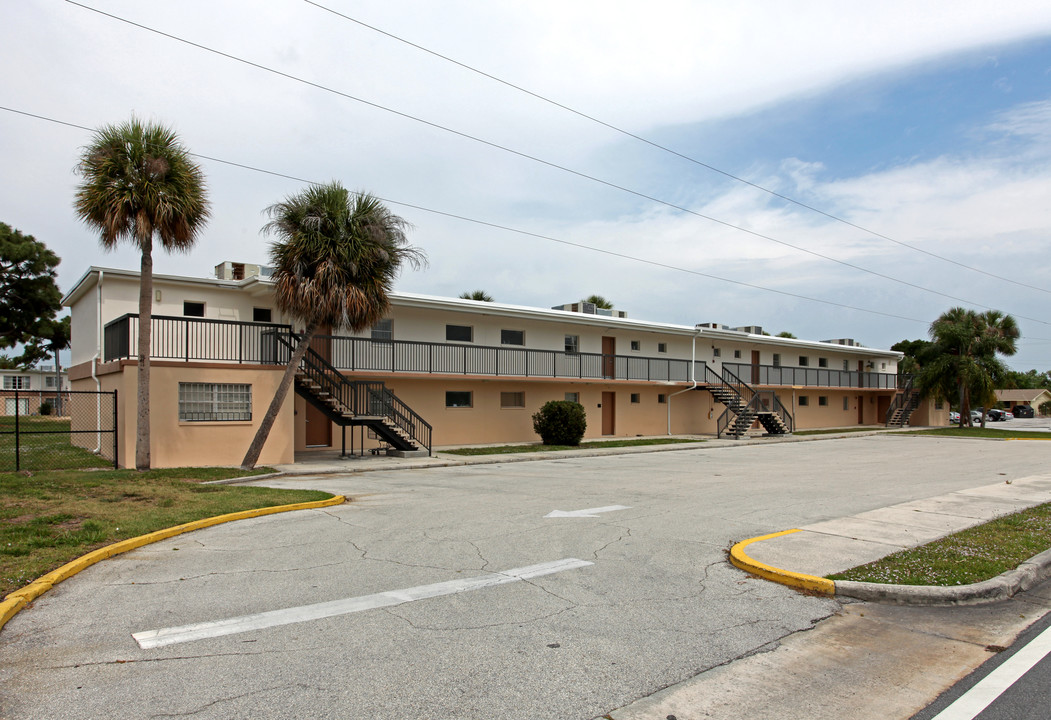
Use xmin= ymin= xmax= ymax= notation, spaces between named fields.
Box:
xmin=904 ymin=427 xmax=1051 ymax=440
xmin=0 ymin=416 xmax=114 ymax=472
xmin=0 ymin=467 xmax=332 ymax=598
xmin=442 ymin=437 xmax=703 ymax=456
xmin=828 ymin=501 xmax=1051 ymax=586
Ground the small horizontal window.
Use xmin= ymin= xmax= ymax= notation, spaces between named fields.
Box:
xmin=183 ymin=301 xmax=205 ymax=317
xmin=253 ymin=307 xmax=272 ymax=323
xmin=446 ymin=324 xmax=473 ymax=342
xmin=3 ymin=375 xmax=30 ymax=390
xmin=565 ymin=392 xmax=579 ymax=403
xmin=179 ymin=383 xmax=251 ymax=421
xmin=501 ymin=329 xmax=524 ymax=346
xmin=630 ymin=340 xmax=641 ymax=351
xmin=500 ymin=391 xmax=525 ymax=408
xmin=445 ymin=391 xmax=472 ymax=408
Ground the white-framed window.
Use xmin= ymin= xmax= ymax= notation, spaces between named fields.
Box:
xmin=843 ymin=359 xmax=850 ymax=371
xmin=565 ymin=335 xmax=579 ymax=354
xmin=371 ymin=318 xmax=393 ymax=341
xmin=819 ymin=396 xmax=828 ymax=406
xmin=500 ymin=391 xmax=525 ymax=408
xmin=772 ymin=354 xmax=781 ymax=367
xmin=4 ymin=398 xmax=30 ymax=416
xmin=253 ymin=307 xmax=272 ymax=323
xmin=501 ymin=329 xmax=524 ymax=346
xmin=713 ymin=348 xmax=721 ymax=358
xmin=798 ymin=395 xmax=809 ymax=407
xmin=445 ymin=391 xmax=472 ymax=408
xmin=183 ymin=301 xmax=205 ymax=317
xmin=881 ymin=362 xmax=887 ymax=370
xmin=2 ymin=375 xmax=30 ymax=390
xmin=630 ymin=340 xmax=641 ymax=351
xmin=446 ymin=324 xmax=473 ymax=343
xmin=565 ymin=392 xmax=579 ymax=403
xmin=657 ymin=342 xmax=667 ymax=353
xmin=734 ymin=349 xmax=742 ymax=359
xmin=178 ymin=383 xmax=251 ymax=421
xmin=798 ymin=356 xmax=809 ymax=367
xmin=45 ymin=376 xmax=57 ymax=389
xmin=630 ymin=393 xmax=641 ymax=403
xmin=818 ymin=358 xmax=828 ymax=368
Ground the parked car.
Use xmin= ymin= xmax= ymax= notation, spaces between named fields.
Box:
xmin=1014 ymin=405 xmax=1035 ymax=418
xmin=949 ymin=411 xmax=960 ymax=424
xmin=1003 ymin=410 xmax=1014 ymax=420
xmin=970 ymin=410 xmax=983 ymax=424
xmin=986 ymin=409 xmax=1005 ymax=422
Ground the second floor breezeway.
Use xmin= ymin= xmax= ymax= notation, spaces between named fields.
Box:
xmin=102 ymin=314 xmax=905 ymax=390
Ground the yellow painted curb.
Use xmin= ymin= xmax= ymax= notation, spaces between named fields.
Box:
xmin=0 ymin=494 xmax=346 ymax=634
xmin=730 ymin=529 xmax=836 ymax=595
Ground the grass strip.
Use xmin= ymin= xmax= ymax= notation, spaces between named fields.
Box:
xmin=0 ymin=467 xmax=331 ymax=598
xmin=903 ymin=427 xmax=1051 ymax=440
xmin=442 ymin=437 xmax=702 ymax=456
xmin=827 ymin=501 xmax=1051 ymax=586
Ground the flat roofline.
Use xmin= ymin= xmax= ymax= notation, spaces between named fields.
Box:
xmin=62 ymin=266 xmax=901 ymax=358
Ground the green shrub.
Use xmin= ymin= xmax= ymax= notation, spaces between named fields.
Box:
xmin=39 ymin=402 xmax=52 ymax=416
xmin=532 ymin=400 xmax=587 ymax=446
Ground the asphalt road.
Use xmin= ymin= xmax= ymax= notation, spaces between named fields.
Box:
xmin=2 ymin=435 xmax=1049 ymax=720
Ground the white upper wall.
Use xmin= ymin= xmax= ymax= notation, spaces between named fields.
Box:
xmin=63 ymin=266 xmax=901 ymax=372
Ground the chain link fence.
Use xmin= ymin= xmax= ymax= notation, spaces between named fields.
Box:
xmin=0 ymin=390 xmax=118 ymax=472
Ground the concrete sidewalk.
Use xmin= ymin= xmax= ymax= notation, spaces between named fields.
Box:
xmin=734 ymin=472 xmax=1051 ymax=605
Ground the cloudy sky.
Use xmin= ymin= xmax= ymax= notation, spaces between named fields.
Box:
xmin=3 ymin=1 xmax=1051 ymax=369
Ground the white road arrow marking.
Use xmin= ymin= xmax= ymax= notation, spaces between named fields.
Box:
xmin=544 ymin=505 xmax=631 ymax=518
xmin=132 ymin=558 xmax=592 ymax=649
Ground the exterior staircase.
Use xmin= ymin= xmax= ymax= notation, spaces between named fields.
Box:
xmin=885 ymin=376 xmax=920 ymax=428
xmin=275 ymin=331 xmax=432 ymax=455
xmin=704 ymin=365 xmax=793 ymax=439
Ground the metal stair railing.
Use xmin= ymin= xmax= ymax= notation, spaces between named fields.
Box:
xmin=705 ymin=365 xmax=756 ymax=438
xmin=752 ymin=389 xmax=794 ymax=433
xmin=884 ymin=374 xmax=917 ymax=426
xmin=274 ymin=331 xmax=432 ymax=454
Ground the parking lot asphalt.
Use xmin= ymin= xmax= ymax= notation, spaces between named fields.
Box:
xmin=2 ymin=432 xmax=1050 ymax=719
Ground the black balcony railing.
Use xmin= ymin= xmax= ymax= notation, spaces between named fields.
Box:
xmin=104 ymin=314 xmax=293 ymax=364
xmin=720 ymin=362 xmax=900 ymax=390
xmin=101 ymin=315 xmax=706 ymax=383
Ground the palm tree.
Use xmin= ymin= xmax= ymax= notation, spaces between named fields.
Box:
xmin=240 ymin=183 xmax=425 ymax=469
xmin=584 ymin=294 xmax=613 ymax=309
xmin=74 ymin=118 xmax=210 ymax=470
xmin=459 ymin=290 xmax=493 ymax=302
xmin=918 ymin=307 xmax=1018 ymax=428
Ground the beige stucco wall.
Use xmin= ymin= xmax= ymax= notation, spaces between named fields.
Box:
xmin=73 ymin=361 xmax=293 ymax=468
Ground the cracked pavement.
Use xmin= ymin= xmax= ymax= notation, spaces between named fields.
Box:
xmin=2 ymin=436 xmax=1049 ymax=719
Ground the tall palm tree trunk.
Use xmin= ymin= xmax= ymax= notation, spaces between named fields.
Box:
xmin=241 ymin=324 xmax=317 ymax=470
xmin=135 ymin=246 xmax=153 ymax=470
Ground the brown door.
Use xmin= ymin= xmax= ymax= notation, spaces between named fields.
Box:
xmin=304 ymin=402 xmax=332 ymax=447
xmin=602 ymin=337 xmax=615 ymax=379
xmin=877 ymin=395 xmax=891 ymax=424
xmin=857 ymin=395 xmax=864 ymax=425
xmin=601 ymin=391 xmax=616 ymax=435
xmin=751 ymin=350 xmax=761 ymax=384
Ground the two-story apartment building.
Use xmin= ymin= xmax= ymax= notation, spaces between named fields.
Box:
xmin=62 ymin=263 xmax=945 ymax=468
xmin=1 ymin=366 xmax=71 ymax=416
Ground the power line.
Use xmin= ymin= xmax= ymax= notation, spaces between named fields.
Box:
xmin=0 ymin=103 xmax=931 ymax=326
xmin=61 ymin=0 xmax=1048 ymax=325
xmin=303 ymin=0 xmax=1051 ymax=297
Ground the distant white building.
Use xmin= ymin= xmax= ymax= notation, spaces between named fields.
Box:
xmin=1 ymin=365 xmax=71 ymax=416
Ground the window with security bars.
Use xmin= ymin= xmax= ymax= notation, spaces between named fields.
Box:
xmin=179 ymin=383 xmax=252 ymax=421
xmin=3 ymin=375 xmax=30 ymax=390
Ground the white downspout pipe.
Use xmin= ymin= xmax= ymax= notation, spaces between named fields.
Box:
xmin=91 ymin=270 xmax=103 ymax=453
xmin=667 ymin=325 xmax=704 ymax=434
